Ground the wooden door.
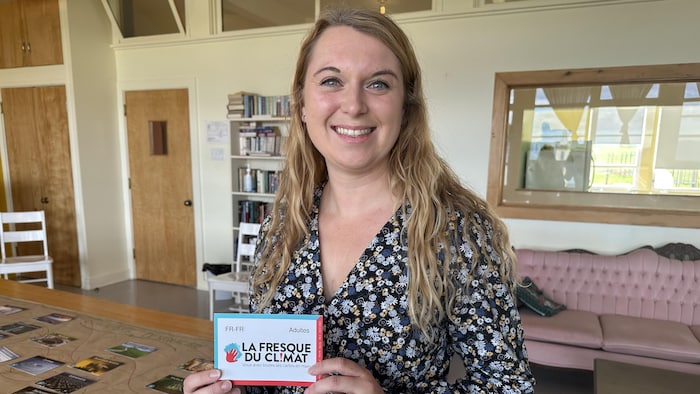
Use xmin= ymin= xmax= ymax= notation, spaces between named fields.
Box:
xmin=1 ymin=86 xmax=81 ymax=287
xmin=125 ymin=89 xmax=196 ymax=287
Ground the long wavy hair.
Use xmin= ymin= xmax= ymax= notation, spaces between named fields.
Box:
xmin=253 ymin=7 xmax=517 ymax=340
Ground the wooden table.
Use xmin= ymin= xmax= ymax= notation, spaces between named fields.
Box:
xmin=595 ymin=358 xmax=700 ymax=394
xmin=0 ymin=280 xmax=214 ymax=393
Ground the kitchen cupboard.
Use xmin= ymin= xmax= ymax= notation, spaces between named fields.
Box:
xmin=0 ymin=0 xmax=63 ymax=69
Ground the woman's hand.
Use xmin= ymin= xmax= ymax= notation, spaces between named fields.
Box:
xmin=305 ymin=358 xmax=383 ymax=394
xmin=182 ymin=369 xmax=243 ymax=394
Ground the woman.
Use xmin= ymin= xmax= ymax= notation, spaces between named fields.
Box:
xmin=185 ymin=7 xmax=534 ymax=394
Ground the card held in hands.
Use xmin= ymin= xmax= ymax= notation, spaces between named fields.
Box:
xmin=214 ymin=313 xmax=323 ymax=386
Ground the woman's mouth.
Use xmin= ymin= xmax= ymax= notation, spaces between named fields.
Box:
xmin=333 ymin=126 xmax=374 ymax=137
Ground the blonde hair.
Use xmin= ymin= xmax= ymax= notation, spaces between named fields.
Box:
xmin=253 ymin=7 xmax=517 ymax=340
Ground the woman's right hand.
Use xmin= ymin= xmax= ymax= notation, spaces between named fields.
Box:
xmin=183 ymin=369 xmax=244 ymax=394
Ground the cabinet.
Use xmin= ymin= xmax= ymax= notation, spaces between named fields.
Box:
xmin=0 ymin=0 xmax=63 ymax=69
xmin=230 ymin=117 xmax=287 ymax=236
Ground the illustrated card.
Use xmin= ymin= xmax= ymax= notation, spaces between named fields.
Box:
xmin=106 ymin=341 xmax=157 ymax=358
xmin=71 ymin=355 xmax=124 ymax=376
xmin=0 ymin=345 xmax=20 ymax=362
xmin=31 ymin=333 xmax=77 ymax=348
xmin=1 ymin=322 xmax=41 ymax=335
xmin=178 ymin=357 xmax=214 ymax=373
xmin=11 ymin=387 xmax=54 ymax=394
xmin=145 ymin=374 xmax=184 ymax=394
xmin=35 ymin=372 xmax=96 ymax=393
xmin=11 ymin=355 xmax=64 ymax=376
xmin=0 ymin=305 xmax=27 ymax=316
xmin=214 ymin=313 xmax=323 ymax=386
xmin=34 ymin=312 xmax=76 ymax=325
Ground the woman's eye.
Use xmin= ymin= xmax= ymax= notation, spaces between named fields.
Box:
xmin=368 ymin=80 xmax=389 ymax=90
xmin=320 ymin=77 xmax=341 ymax=87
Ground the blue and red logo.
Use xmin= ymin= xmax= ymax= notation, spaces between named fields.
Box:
xmin=224 ymin=343 xmax=242 ymax=363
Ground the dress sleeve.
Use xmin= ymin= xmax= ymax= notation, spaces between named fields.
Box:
xmin=441 ymin=214 xmax=535 ymax=393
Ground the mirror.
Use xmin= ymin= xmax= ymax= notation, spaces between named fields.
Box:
xmin=487 ymin=63 xmax=700 ymax=228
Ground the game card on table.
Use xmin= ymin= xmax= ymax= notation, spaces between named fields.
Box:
xmin=214 ymin=313 xmax=323 ymax=386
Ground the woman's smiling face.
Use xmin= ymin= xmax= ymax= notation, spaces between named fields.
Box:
xmin=302 ymin=25 xmax=405 ymax=176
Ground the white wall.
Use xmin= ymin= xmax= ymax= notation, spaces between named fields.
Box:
xmin=111 ymin=0 xmax=700 ymax=290
xmin=64 ymin=0 xmax=127 ymax=288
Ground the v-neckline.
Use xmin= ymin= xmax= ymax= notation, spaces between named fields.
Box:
xmin=310 ymin=189 xmax=403 ymax=305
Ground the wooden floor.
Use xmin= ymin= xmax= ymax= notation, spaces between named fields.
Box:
xmin=58 ymin=279 xmax=211 ymax=320
xmin=58 ymin=279 xmax=593 ymax=393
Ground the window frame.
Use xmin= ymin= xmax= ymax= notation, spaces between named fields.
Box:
xmin=217 ymin=0 xmax=435 ymax=34
xmin=100 ymin=0 xmax=186 ymax=40
xmin=486 ymin=63 xmax=700 ymax=229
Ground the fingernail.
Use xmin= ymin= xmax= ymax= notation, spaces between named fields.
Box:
xmin=220 ymin=380 xmax=232 ymax=391
xmin=232 ymin=388 xmax=241 ymax=394
xmin=209 ymin=369 xmax=221 ymax=379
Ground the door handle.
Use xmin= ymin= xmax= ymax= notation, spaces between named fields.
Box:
xmin=184 ymin=200 xmax=192 ymax=206
xmin=41 ymin=197 xmax=49 ymax=204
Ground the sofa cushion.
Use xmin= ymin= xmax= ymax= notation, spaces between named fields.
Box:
xmin=516 ymin=276 xmax=566 ymax=317
xmin=601 ymin=314 xmax=700 ymax=363
xmin=520 ymin=308 xmax=602 ymax=349
xmin=692 ymin=325 xmax=700 ymax=342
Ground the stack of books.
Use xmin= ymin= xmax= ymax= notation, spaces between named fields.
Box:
xmin=227 ymin=92 xmax=290 ymax=119
xmin=226 ymin=91 xmax=255 ymax=119
xmin=238 ymin=124 xmax=286 ymax=156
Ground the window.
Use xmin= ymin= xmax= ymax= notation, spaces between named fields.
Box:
xmin=101 ymin=0 xmax=185 ymax=38
xmin=321 ymin=0 xmax=432 ymax=14
xmin=221 ymin=0 xmax=315 ymax=31
xmin=221 ymin=0 xmax=433 ymax=32
xmin=487 ymin=63 xmax=700 ymax=228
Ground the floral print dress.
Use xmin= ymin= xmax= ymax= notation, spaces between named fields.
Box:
xmin=248 ymin=187 xmax=535 ymax=393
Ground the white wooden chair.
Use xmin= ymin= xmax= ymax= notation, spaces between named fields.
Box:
xmin=0 ymin=210 xmax=54 ymax=289
xmin=207 ymin=222 xmax=261 ymax=320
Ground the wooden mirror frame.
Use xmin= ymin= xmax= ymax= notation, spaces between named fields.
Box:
xmin=486 ymin=63 xmax=700 ymax=228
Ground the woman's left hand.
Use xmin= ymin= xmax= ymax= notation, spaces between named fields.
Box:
xmin=304 ymin=357 xmax=383 ymax=394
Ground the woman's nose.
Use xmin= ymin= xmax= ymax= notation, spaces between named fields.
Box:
xmin=341 ymin=86 xmax=368 ymax=116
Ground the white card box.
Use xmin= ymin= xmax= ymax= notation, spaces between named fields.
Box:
xmin=214 ymin=313 xmax=323 ymax=386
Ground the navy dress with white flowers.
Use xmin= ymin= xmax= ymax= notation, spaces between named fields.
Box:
xmin=248 ymin=187 xmax=535 ymax=393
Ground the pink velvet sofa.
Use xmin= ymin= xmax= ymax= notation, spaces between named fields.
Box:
xmin=516 ymin=243 xmax=700 ymax=375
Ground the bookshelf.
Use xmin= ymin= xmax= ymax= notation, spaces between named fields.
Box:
xmin=228 ymin=92 xmax=289 ymax=236
xmin=231 ymin=116 xmax=287 ymax=231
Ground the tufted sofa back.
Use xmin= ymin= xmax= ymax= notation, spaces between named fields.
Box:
xmin=516 ymin=248 xmax=700 ymax=325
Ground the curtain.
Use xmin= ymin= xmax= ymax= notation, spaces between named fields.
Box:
xmin=608 ymin=84 xmax=653 ymax=144
xmin=542 ymin=87 xmax=591 ymax=141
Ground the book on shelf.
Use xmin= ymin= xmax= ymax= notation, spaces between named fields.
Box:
xmin=226 ymin=92 xmax=291 ymax=119
xmin=227 ymin=91 xmax=258 ymax=119
xmin=228 ymin=91 xmax=257 ymax=103
xmin=237 ymin=167 xmax=281 ymax=194
xmin=238 ymin=125 xmax=286 ymax=156
xmin=238 ymin=200 xmax=272 ymax=224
